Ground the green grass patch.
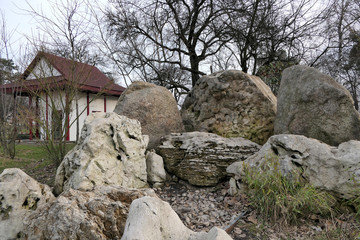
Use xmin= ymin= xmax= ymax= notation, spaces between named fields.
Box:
xmin=243 ymin=153 xmax=336 ymax=226
xmin=14 ymin=144 xmax=49 ymax=160
xmin=0 ymin=142 xmax=75 ymax=173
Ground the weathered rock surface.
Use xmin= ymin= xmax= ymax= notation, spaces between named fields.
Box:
xmin=54 ymin=112 xmax=149 ymax=196
xmin=157 ymin=132 xmax=260 ymax=186
xmin=274 ymin=65 xmax=360 ymax=146
xmin=181 ymin=70 xmax=277 ymax=144
xmin=114 ymin=81 xmax=184 ymax=149
xmin=227 ymin=134 xmax=360 ymax=199
xmin=146 ymin=150 xmax=167 ymax=185
xmin=121 ymin=196 xmax=232 ymax=240
xmin=20 ymin=185 xmax=156 ymax=240
xmin=0 ymin=168 xmax=55 ymax=240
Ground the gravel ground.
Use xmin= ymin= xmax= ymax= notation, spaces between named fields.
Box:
xmin=154 ymin=180 xmax=360 ymax=240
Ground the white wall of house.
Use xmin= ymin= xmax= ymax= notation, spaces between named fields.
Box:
xmin=68 ymin=92 xmax=119 ymax=141
xmin=106 ymin=95 xmax=119 ymax=112
xmin=25 ymin=57 xmax=121 ymax=141
xmin=37 ymin=90 xmax=67 ymax=140
xmin=26 ymin=58 xmax=61 ymax=80
xmin=34 ymin=90 xmax=119 ymax=142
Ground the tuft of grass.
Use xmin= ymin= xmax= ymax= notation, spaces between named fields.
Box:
xmin=243 ymin=153 xmax=336 ymax=226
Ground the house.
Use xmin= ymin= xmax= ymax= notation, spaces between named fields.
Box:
xmin=0 ymin=52 xmax=126 ymax=141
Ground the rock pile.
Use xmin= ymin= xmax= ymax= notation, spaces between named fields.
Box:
xmin=54 ymin=112 xmax=149 ymax=196
xmin=157 ymin=132 xmax=260 ymax=186
xmin=275 ymin=65 xmax=360 ymax=146
xmin=2 ymin=65 xmax=360 ymax=240
xmin=20 ymin=185 xmax=156 ymax=239
xmin=114 ymin=81 xmax=184 ymax=149
xmin=181 ymin=70 xmax=277 ymax=144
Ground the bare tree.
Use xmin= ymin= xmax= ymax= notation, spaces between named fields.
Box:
xmin=0 ymin=11 xmax=21 ymax=159
xmin=106 ymin=0 xmax=231 ymax=88
xmin=312 ymin=0 xmax=360 ymax=109
xmin=222 ymin=0 xmax=326 ymax=75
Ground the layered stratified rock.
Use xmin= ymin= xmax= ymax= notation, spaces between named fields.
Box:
xmin=275 ymin=65 xmax=360 ymax=146
xmin=181 ymin=70 xmax=277 ymax=145
xmin=0 ymin=169 xmax=55 ymax=240
xmin=121 ymin=196 xmax=232 ymax=240
xmin=114 ymin=81 xmax=184 ymax=149
xmin=227 ymin=134 xmax=360 ymax=199
xmin=54 ymin=112 xmax=149 ymax=196
xmin=157 ymin=132 xmax=260 ymax=186
xmin=20 ymin=186 xmax=156 ymax=240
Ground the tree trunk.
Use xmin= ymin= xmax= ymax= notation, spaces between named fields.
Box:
xmin=190 ymin=56 xmax=200 ymax=86
xmin=76 ymin=91 xmax=79 ymax=142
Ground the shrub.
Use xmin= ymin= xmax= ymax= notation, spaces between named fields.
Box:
xmin=243 ymin=153 xmax=336 ymax=225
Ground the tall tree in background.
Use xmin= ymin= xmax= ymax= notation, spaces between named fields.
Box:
xmin=0 ymin=11 xmax=20 ymax=159
xmin=222 ymin=0 xmax=324 ymax=75
xmin=106 ymin=0 xmax=231 ymax=89
xmin=312 ymin=0 xmax=360 ymax=109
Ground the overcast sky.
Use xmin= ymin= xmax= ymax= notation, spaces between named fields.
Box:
xmin=0 ymin=0 xmax=49 ymax=58
xmin=0 ymin=0 xmax=107 ymax=66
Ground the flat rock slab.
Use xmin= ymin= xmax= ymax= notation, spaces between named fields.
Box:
xmin=157 ymin=132 xmax=260 ymax=186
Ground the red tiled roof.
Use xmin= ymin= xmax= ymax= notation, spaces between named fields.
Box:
xmin=0 ymin=52 xmax=125 ymax=96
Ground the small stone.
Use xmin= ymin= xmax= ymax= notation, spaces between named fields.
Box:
xmin=152 ymin=182 xmax=164 ymax=189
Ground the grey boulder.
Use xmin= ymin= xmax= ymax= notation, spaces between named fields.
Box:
xmin=181 ymin=70 xmax=277 ymax=145
xmin=274 ymin=65 xmax=360 ymax=146
xmin=114 ymin=81 xmax=184 ymax=149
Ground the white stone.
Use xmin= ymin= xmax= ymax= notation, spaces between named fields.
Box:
xmin=121 ymin=196 xmax=233 ymax=240
xmin=54 ymin=112 xmax=149 ymax=196
xmin=146 ymin=150 xmax=167 ymax=184
xmin=0 ymin=168 xmax=55 ymax=240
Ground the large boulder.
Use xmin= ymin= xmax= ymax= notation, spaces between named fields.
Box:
xmin=157 ymin=132 xmax=260 ymax=186
xmin=227 ymin=134 xmax=360 ymax=200
xmin=20 ymin=186 xmax=156 ymax=240
xmin=0 ymin=168 xmax=55 ymax=240
xmin=121 ymin=196 xmax=232 ymax=240
xmin=181 ymin=70 xmax=277 ymax=145
xmin=274 ymin=65 xmax=360 ymax=146
xmin=114 ymin=81 xmax=184 ymax=149
xmin=54 ymin=112 xmax=149 ymax=196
